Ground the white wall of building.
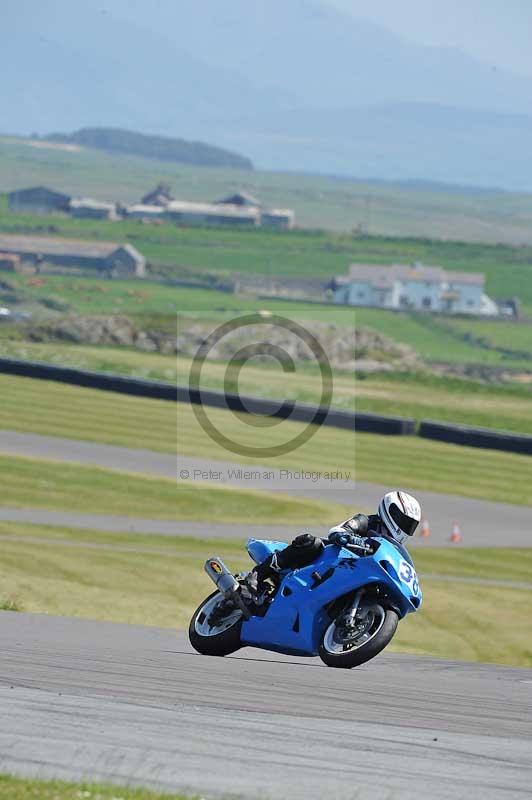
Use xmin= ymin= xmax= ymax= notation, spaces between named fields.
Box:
xmin=446 ymin=282 xmax=483 ymax=313
xmin=335 ymin=271 xmax=497 ymax=316
xmin=397 ymin=279 xmax=441 ymax=310
xmin=347 ymin=281 xmax=375 ymax=306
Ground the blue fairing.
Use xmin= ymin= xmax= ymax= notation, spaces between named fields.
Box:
xmin=241 ymin=536 xmax=422 ymax=657
xmin=247 ymin=538 xmax=288 ymax=565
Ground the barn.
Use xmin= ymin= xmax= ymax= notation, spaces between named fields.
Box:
xmin=69 ymin=198 xmax=117 ymax=220
xmin=8 ymin=186 xmax=72 ymax=214
xmin=0 ymin=235 xmax=146 ymax=277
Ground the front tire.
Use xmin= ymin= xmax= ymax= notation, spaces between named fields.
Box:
xmin=189 ymin=591 xmax=243 ymax=656
xmin=319 ymin=602 xmax=398 ymax=669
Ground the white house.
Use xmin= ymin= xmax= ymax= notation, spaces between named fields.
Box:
xmin=333 ymin=263 xmax=498 ymax=316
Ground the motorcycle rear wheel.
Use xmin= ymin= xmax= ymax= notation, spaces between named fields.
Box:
xmin=189 ymin=591 xmax=243 ymax=656
xmin=319 ymin=604 xmax=398 ymax=668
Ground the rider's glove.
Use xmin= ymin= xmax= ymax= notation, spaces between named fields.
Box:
xmin=328 ymin=530 xmax=367 ymax=548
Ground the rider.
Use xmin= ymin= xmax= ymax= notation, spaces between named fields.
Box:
xmin=245 ymin=490 xmax=422 ymax=599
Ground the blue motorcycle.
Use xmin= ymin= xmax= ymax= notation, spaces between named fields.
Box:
xmin=189 ymin=535 xmax=422 ymax=668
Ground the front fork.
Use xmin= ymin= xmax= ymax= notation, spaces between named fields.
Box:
xmin=342 ymin=588 xmax=365 ymax=626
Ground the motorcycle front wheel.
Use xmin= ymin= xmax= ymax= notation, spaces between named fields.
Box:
xmin=188 ymin=591 xmax=243 ymax=656
xmin=319 ymin=601 xmax=398 ymax=668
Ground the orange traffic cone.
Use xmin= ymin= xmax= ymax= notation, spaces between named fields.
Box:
xmin=420 ymin=519 xmax=431 ymax=538
xmin=450 ymin=521 xmax=462 ymax=544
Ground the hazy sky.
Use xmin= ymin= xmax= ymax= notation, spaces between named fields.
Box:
xmin=329 ymin=0 xmax=532 ymax=77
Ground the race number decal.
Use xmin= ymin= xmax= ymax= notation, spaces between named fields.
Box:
xmin=399 ymin=560 xmax=419 ymax=595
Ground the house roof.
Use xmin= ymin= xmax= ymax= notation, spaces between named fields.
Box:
xmin=215 ymin=191 xmax=261 ymax=207
xmin=70 ymin=198 xmax=116 ymax=211
xmin=166 ymin=200 xmax=260 ymax=219
xmin=114 ymin=244 xmax=146 ymax=262
xmin=0 ymin=234 xmax=143 ymax=261
xmin=394 ymin=264 xmax=447 ymax=283
xmin=8 ymin=185 xmax=71 ymax=202
xmin=348 ymin=264 xmax=396 ymax=284
xmin=343 ymin=263 xmax=483 ymax=288
xmin=446 ymin=271 xmax=484 ymax=286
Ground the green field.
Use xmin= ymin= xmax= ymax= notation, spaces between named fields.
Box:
xmin=446 ymin=316 xmax=532 ymax=355
xmin=354 ymin=372 xmax=532 ymax=433
xmin=4 ymin=135 xmax=532 ymax=243
xmin=2 ymin=188 xmax=532 ymax=312
xmin=2 ymin=272 xmax=532 ymax=370
xmin=0 ymin=774 xmax=196 ymax=800
xmin=1 ymin=374 xmax=532 ymax=505
xmin=1 ymin=522 xmax=530 ymax=666
xmin=353 ymin=306 xmax=532 ymax=367
xmin=1 ymin=337 xmax=531 ymax=434
xmin=0 ymin=453 xmax=350 ymax=524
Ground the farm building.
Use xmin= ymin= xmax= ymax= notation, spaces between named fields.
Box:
xmin=0 ymin=235 xmax=145 ymax=277
xmin=132 ymin=185 xmax=295 ymax=228
xmin=141 ymin=183 xmax=174 ymax=206
xmin=333 ymin=263 xmax=498 ymax=316
xmin=215 ymin=191 xmax=261 ymax=208
xmin=261 ymin=209 xmax=295 ymax=230
xmin=69 ymin=198 xmax=117 ymax=220
xmin=215 ymin=192 xmax=294 ymax=228
xmin=165 ymin=200 xmax=260 ymax=227
xmin=125 ymin=204 xmax=166 ymax=220
xmin=8 ymin=186 xmax=71 ymax=214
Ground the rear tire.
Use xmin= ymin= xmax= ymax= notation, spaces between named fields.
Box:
xmin=319 ymin=606 xmax=399 ymax=669
xmin=189 ymin=591 xmax=243 ymax=656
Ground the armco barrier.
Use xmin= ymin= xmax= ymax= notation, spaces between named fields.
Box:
xmin=0 ymin=356 xmax=414 ymax=436
xmin=4 ymin=357 xmax=529 ymax=452
xmin=180 ymin=386 xmax=415 ymax=435
xmin=352 ymin=410 xmax=415 ymax=435
xmin=419 ymin=420 xmax=532 ymax=456
xmin=0 ymin=357 xmax=178 ymax=401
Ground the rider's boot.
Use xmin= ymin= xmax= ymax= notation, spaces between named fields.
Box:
xmin=238 ymin=569 xmax=273 ymax=609
xmin=210 ymin=571 xmax=269 ymax=625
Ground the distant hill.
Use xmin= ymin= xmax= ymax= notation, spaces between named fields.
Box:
xmin=47 ymin=128 xmax=253 ymax=171
xmin=4 ymin=0 xmax=532 ymax=187
xmin=222 ymin=103 xmax=532 ymax=188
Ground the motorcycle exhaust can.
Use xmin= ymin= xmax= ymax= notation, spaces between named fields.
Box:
xmin=204 ymin=557 xmax=239 ymax=596
xmin=204 ymin=557 xmax=252 ymax=619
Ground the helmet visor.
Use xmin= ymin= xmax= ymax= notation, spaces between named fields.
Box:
xmin=389 ymin=503 xmax=419 ymax=536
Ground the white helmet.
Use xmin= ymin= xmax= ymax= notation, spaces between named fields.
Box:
xmin=378 ymin=490 xmax=421 ymax=544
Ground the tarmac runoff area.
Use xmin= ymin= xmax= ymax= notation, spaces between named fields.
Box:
xmin=0 ymin=429 xmax=531 ymax=547
xmin=0 ymin=613 xmax=530 ymax=800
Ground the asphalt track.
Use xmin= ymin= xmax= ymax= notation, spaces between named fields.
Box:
xmin=0 ymin=507 xmax=301 ymax=541
xmin=1 ymin=613 xmax=531 ymax=800
xmin=1 ymin=429 xmax=531 ymax=546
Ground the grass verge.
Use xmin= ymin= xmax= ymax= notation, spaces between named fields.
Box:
xmin=0 ymin=523 xmax=530 ymax=666
xmin=1 ymin=338 xmax=532 ymax=433
xmin=0 ymin=596 xmax=22 ymax=611
xmin=1 ymin=375 xmax=532 ymax=506
xmin=392 ymin=578 xmax=532 ymax=666
xmin=0 ymin=774 xmax=197 ymax=800
xmin=0 ymin=453 xmax=350 ymax=525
